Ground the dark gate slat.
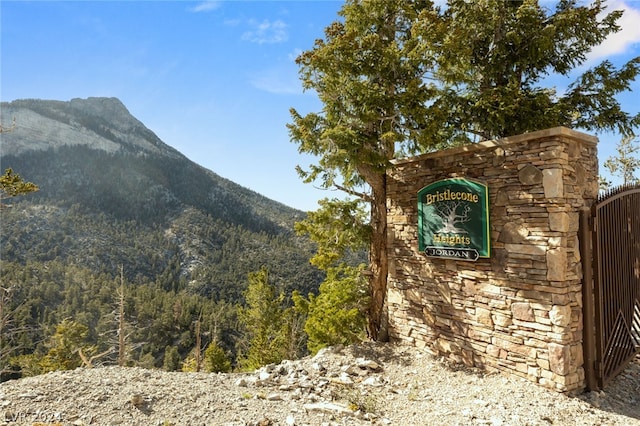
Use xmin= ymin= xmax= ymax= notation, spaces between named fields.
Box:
xmin=591 ymin=184 xmax=640 ymax=389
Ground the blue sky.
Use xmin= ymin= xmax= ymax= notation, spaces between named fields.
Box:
xmin=2 ymin=1 xmax=640 ymax=211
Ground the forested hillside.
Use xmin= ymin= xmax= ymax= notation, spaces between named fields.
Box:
xmin=0 ymin=97 xmax=326 ymax=378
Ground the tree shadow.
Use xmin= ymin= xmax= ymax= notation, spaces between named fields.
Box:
xmin=344 ymin=341 xmax=415 ymax=367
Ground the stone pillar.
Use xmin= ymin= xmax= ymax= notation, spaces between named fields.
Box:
xmin=386 ymin=127 xmax=598 ymax=392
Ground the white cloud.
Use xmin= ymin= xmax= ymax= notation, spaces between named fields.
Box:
xmin=241 ymin=19 xmax=288 ymax=44
xmin=588 ymin=1 xmax=640 ymax=60
xmin=189 ymin=1 xmax=221 ymax=13
xmin=224 ymin=18 xmax=241 ymax=27
xmin=249 ymin=66 xmax=301 ymax=95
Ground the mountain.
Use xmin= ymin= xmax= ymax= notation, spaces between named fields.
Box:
xmin=0 ymin=97 xmax=322 ymax=301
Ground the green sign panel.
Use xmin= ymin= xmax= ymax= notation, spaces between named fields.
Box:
xmin=418 ymin=178 xmax=490 ymax=261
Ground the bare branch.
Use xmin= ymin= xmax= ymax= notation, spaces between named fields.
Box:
xmin=77 ymin=347 xmax=114 ymax=368
xmin=333 ymin=183 xmax=373 ymax=202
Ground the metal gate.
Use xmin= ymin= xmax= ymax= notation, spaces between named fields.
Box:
xmin=581 ymin=184 xmax=640 ymax=391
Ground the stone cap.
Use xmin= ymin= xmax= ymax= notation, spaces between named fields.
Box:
xmin=392 ymin=126 xmax=599 ymax=165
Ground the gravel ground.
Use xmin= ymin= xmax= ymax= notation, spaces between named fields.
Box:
xmin=1 ymin=343 xmax=639 ymax=426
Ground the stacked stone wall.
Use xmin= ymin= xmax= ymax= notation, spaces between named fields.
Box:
xmin=386 ymin=127 xmax=599 ymax=392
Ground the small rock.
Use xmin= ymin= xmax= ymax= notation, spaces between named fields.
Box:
xmin=362 ymin=376 xmax=383 ymax=387
xmin=337 ymin=372 xmax=354 ymax=384
xmin=356 ymin=358 xmax=382 ymax=371
xmin=263 ymin=364 xmax=276 ymax=373
xmin=258 ymin=371 xmax=271 ymax=381
xmin=303 ymin=402 xmax=355 ymax=417
xmin=17 ymin=393 xmax=38 ymax=399
xmin=130 ymin=394 xmax=145 ymax=408
xmin=345 ymin=365 xmax=368 ymax=376
xmin=490 ymin=417 xmax=504 ymax=426
xmin=312 ymin=362 xmax=326 ymax=372
xmin=266 ymin=393 xmax=283 ymax=401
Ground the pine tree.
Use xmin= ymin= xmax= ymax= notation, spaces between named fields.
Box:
xmin=0 ymin=164 xmax=39 ymax=371
xmin=0 ymin=168 xmax=39 ymax=208
xmin=39 ymin=319 xmax=96 ymax=372
xmin=237 ymin=267 xmax=290 ymax=370
xmin=294 ymin=264 xmax=367 ymax=354
xmin=603 ymin=136 xmax=640 ymax=188
xmin=0 ymin=285 xmax=31 ymax=378
xmin=163 ymin=345 xmax=181 ymax=371
xmin=203 ymin=341 xmax=232 ymax=373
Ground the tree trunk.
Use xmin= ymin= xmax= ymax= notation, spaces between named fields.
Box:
xmin=195 ymin=319 xmax=202 ymax=372
xmin=118 ymin=265 xmax=126 ymax=367
xmin=367 ymin=173 xmax=388 ymax=341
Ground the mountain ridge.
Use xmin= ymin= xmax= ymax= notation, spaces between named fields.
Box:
xmin=1 ymin=97 xmax=181 ymax=158
xmin=0 ymin=97 xmax=321 ymax=300
xmin=1 ymin=97 xmax=302 ymax=224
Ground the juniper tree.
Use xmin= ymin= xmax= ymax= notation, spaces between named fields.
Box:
xmin=289 ymin=0 xmax=640 ymax=340
xmin=292 ymin=198 xmax=369 ymax=352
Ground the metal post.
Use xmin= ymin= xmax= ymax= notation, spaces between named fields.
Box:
xmin=580 ymin=207 xmax=598 ymax=391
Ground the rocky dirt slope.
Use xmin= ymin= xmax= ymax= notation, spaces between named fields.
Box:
xmin=1 ymin=343 xmax=639 ymax=426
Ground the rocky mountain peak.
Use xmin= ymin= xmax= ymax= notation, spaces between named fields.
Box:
xmin=0 ymin=97 xmax=180 ymax=158
xmin=68 ymin=97 xmax=136 ymax=128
